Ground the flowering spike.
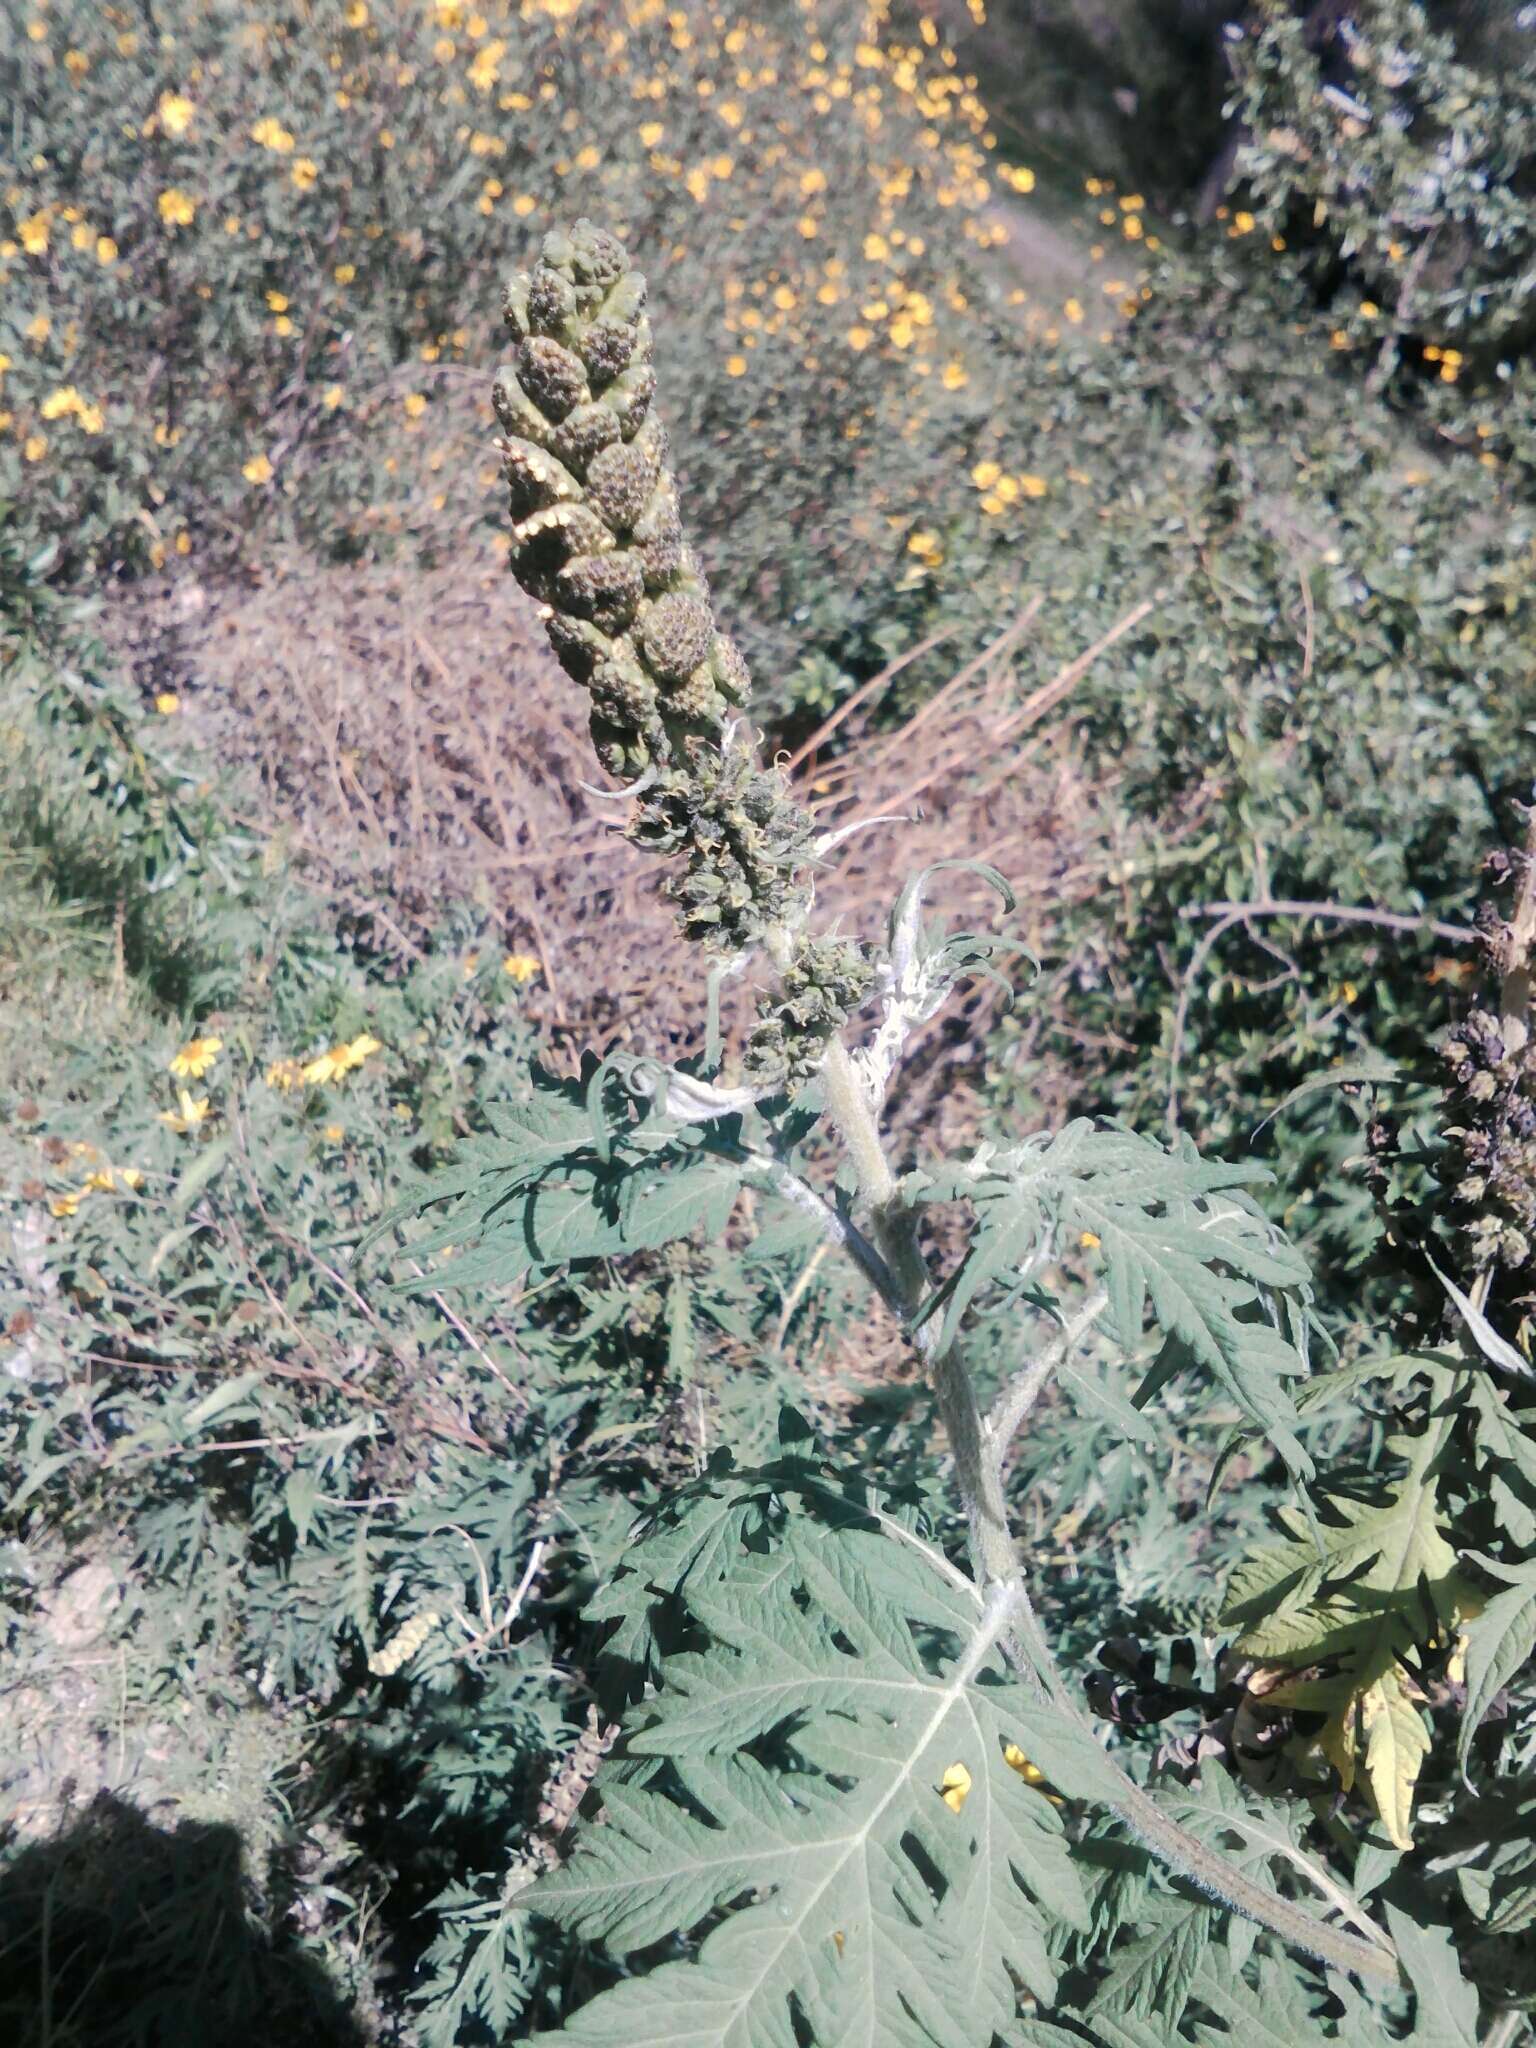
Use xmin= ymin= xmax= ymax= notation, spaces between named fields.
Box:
xmin=493 ymin=221 xmax=871 ymax=1085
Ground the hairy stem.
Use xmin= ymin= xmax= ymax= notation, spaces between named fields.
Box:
xmin=820 ymin=1039 xmax=1016 ymax=1588
xmin=1004 ymin=1599 xmax=1399 ymax=1983
xmin=986 ymin=1287 xmax=1110 ymax=1471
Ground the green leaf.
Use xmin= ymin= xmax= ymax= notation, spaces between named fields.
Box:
xmin=923 ymin=1121 xmax=1313 ymax=1473
xmin=1223 ymin=1406 xmax=1475 ymax=1848
xmin=172 ymin=1133 xmax=232 ymax=1214
xmin=1428 ymin=1253 xmax=1535 ymax=1383
xmin=1088 ymin=1894 xmax=1218 ymax=2033
xmin=1188 ymin=1952 xmax=1392 ymax=2046
xmin=1456 ymin=1554 xmax=1536 ymax=1773
xmin=527 ymin=1503 xmax=1108 ymax=2046
xmin=1386 ymin=1907 xmax=1480 ymax=2047
xmin=1464 ymin=1376 xmax=1536 ymax=1547
xmin=384 ymin=1057 xmax=743 ymax=1295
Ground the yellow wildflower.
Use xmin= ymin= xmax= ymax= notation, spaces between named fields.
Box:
xmin=334 ymin=261 xmax=356 ymax=284
xmin=159 ymin=92 xmax=194 ymax=135
xmin=725 ymin=354 xmax=747 ymax=377
xmin=155 ymin=692 xmax=181 ymax=715
xmin=251 ymin=117 xmax=296 ymax=154
xmin=291 ymin=158 xmax=319 ymax=191
xmin=941 ymin=361 xmax=968 ymax=390
xmin=323 ymin=1123 xmax=345 ymax=1143
xmin=322 ymin=384 xmax=345 ymax=409
xmin=403 ymin=392 xmax=428 ymax=419
xmin=264 ymin=1057 xmax=305 ymax=1092
xmin=50 ymin=1191 xmax=84 ymax=1218
xmin=502 ymin=953 xmax=540 ymax=984
xmin=169 ymin=1035 xmax=223 ymax=1080
xmin=346 ymin=0 xmax=369 ymax=21
xmin=242 ymin=453 xmax=274 ymax=485
xmin=300 ymin=1033 xmax=382 ymax=1085
xmin=160 ymin=1089 xmax=211 ymax=1133
xmin=23 ymin=435 xmax=47 ymax=462
xmin=41 ymin=387 xmax=82 ymax=421
xmin=96 ymin=235 xmax=118 ymax=264
xmin=971 ymin=460 xmax=1001 ymax=490
xmin=20 ymin=214 xmax=49 ymax=255
xmin=157 ymin=188 xmax=196 ymax=227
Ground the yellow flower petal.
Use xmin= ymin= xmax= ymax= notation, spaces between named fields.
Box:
xmin=939 ymin=1762 xmax=972 ymax=1814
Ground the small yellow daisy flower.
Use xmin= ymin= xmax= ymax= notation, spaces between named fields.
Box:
xmin=169 ymin=1035 xmax=223 ymax=1080
xmin=160 ymin=1089 xmax=211 ymax=1133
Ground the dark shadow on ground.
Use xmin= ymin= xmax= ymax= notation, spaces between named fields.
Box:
xmin=0 ymin=1793 xmax=366 ymax=2048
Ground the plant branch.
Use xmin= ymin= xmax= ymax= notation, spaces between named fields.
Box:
xmin=818 ymin=1039 xmax=1018 ymax=1591
xmin=813 ymin=1047 xmax=1401 ymax=1985
xmin=1183 ymin=898 xmax=1475 ymax=944
xmin=985 ymin=1286 xmax=1110 ymax=1471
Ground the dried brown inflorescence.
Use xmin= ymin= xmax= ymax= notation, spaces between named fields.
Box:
xmin=1439 ymin=840 xmax=1536 ymax=1302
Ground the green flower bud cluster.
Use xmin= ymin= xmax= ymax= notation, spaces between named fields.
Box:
xmin=493 ymin=221 xmax=871 ymax=1085
xmin=494 ymin=222 xmax=745 ymax=770
xmin=743 ymin=934 xmax=875 ymax=1089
